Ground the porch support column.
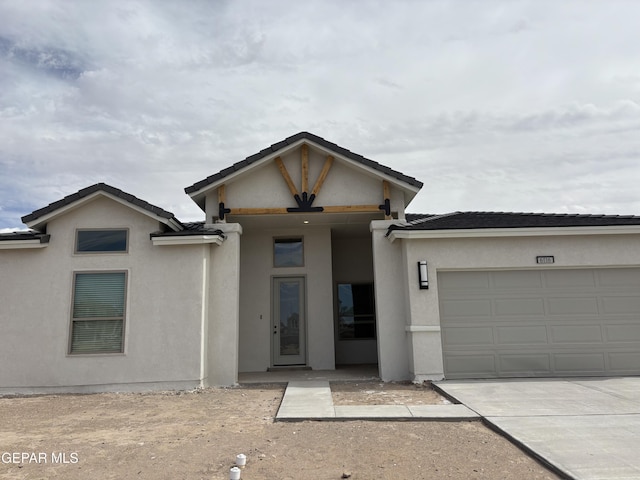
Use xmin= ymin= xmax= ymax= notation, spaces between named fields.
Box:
xmin=206 ymin=223 xmax=243 ymax=386
xmin=401 ymin=241 xmax=445 ymax=382
xmin=370 ymin=220 xmax=411 ymax=381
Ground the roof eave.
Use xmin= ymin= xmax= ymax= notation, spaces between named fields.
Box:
xmin=24 ymin=191 xmax=183 ymax=232
xmin=0 ymin=236 xmax=50 ymax=249
xmin=387 ymin=225 xmax=640 ymax=242
xmin=150 ymin=234 xmax=225 ymax=246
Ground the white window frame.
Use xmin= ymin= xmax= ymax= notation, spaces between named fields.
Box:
xmin=68 ymin=270 xmax=128 ymax=355
xmin=74 ymin=228 xmax=129 ymax=254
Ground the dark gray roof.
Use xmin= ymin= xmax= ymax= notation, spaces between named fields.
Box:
xmin=21 ymin=183 xmax=182 ymax=227
xmin=185 ymin=131 xmax=424 ymax=194
xmin=0 ymin=231 xmax=50 ymax=243
xmin=150 ymin=222 xmax=224 ymax=238
xmin=391 ymin=211 xmax=640 ymax=232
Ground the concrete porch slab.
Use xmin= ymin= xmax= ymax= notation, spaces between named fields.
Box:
xmin=275 ymin=380 xmax=483 ymax=422
xmin=276 ymin=380 xmax=335 ymax=420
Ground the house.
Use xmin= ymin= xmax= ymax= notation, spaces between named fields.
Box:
xmin=1 ymin=132 xmax=640 ymax=394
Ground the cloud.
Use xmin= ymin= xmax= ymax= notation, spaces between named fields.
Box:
xmin=1 ymin=0 xmax=640 ymax=229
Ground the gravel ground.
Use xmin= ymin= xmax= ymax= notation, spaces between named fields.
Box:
xmin=0 ymin=385 xmax=560 ymax=480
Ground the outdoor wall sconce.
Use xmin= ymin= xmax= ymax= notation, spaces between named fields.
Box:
xmin=418 ymin=260 xmax=429 ymax=289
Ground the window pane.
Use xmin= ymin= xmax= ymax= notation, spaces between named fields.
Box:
xmin=77 ymin=230 xmax=127 ymax=252
xmin=352 ymin=284 xmax=374 ymax=315
xmin=274 ymin=238 xmax=303 ymax=267
xmin=279 ymin=281 xmax=301 ymax=355
xmin=73 ymin=273 xmax=126 ymax=318
xmin=338 ymin=283 xmax=376 ymax=340
xmin=70 ymin=319 xmax=123 ymax=353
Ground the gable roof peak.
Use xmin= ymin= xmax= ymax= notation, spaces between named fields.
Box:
xmin=184 ymin=131 xmax=423 ymax=197
xmin=21 ymin=183 xmax=183 ymax=232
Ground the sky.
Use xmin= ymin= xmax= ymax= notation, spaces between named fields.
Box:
xmin=1 ymin=0 xmax=640 ymax=231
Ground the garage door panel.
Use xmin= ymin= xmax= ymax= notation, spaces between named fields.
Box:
xmin=495 ymin=298 xmax=545 ymax=316
xmin=608 ymin=352 xmax=640 ymax=371
xmin=445 ymin=354 xmax=495 ymax=377
xmin=439 ymin=268 xmax=640 ymax=378
xmin=601 ymin=296 xmax=640 ymax=314
xmin=440 ymin=299 xmax=492 ymax=317
xmin=554 ymin=353 xmax=605 ymax=373
xmin=439 ymin=271 xmax=490 ymax=290
xmin=605 ymin=324 xmax=640 ymax=342
xmin=550 ymin=325 xmax=603 ymax=343
xmin=493 ymin=271 xmax=543 ymax=288
xmin=545 ymin=269 xmax=596 ymax=287
xmin=496 ymin=325 xmax=548 ymax=344
xmin=598 ymin=269 xmax=640 ymax=286
xmin=498 ymin=354 xmax=550 ymax=374
xmin=547 ymin=297 xmax=599 ymax=315
xmin=443 ymin=327 xmax=494 ymax=346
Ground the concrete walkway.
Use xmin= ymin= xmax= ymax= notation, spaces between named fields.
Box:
xmin=436 ymin=377 xmax=640 ymax=480
xmin=275 ymin=380 xmax=478 ymax=421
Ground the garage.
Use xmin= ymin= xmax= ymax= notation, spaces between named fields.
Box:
xmin=439 ymin=268 xmax=640 ymax=379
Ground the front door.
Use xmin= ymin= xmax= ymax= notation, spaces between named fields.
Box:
xmin=272 ymin=276 xmax=306 ymax=366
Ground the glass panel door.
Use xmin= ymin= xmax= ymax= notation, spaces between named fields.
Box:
xmin=273 ymin=277 xmax=306 ymax=365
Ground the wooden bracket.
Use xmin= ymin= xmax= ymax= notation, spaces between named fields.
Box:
xmin=380 ymin=180 xmax=392 ymax=219
xmin=288 ymin=192 xmax=323 ymax=213
xmin=217 ymin=185 xmax=230 ymax=221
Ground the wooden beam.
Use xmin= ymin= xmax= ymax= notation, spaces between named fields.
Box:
xmin=382 ymin=180 xmax=391 ymax=219
xmin=218 ymin=184 xmax=226 ymax=204
xmin=275 ymin=156 xmax=299 ymax=198
xmin=322 ymin=205 xmax=382 ymax=213
xmin=301 ymin=144 xmax=309 ymax=194
xmin=228 ymin=207 xmax=289 ymax=215
xmin=311 ymin=155 xmax=334 ymax=197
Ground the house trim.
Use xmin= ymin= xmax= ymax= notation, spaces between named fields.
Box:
xmin=151 ymin=235 xmax=225 ymax=246
xmin=405 ymin=326 xmax=441 ymax=332
xmin=387 ymin=225 xmax=640 ymax=242
xmin=0 ymin=238 xmax=49 ymax=249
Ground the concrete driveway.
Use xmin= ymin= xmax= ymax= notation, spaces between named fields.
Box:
xmin=435 ymin=377 xmax=640 ymax=480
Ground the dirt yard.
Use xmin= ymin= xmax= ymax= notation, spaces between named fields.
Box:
xmin=0 ymin=385 xmax=560 ymax=480
xmin=331 ymin=381 xmax=449 ymax=406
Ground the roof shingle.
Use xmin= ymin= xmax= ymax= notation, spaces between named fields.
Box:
xmin=391 ymin=211 xmax=640 ymax=232
xmin=21 ymin=183 xmax=181 ymax=227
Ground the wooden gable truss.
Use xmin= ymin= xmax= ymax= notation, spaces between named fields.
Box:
xmin=217 ymin=144 xmax=392 ymax=221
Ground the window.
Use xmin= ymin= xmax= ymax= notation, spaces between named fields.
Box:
xmin=70 ymin=272 xmax=126 ymax=354
xmin=76 ymin=229 xmax=128 ymax=253
xmin=274 ymin=238 xmax=304 ymax=267
xmin=337 ymin=283 xmax=376 ymax=340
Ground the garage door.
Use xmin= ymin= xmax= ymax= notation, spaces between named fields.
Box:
xmin=439 ymin=268 xmax=640 ymax=379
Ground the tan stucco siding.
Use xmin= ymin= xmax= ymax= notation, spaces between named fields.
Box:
xmin=0 ymin=197 xmax=206 ymax=393
xmin=238 ymin=225 xmax=335 ymax=372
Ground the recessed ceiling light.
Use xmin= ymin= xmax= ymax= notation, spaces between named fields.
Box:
xmin=303 ymin=220 xmax=310 ymax=224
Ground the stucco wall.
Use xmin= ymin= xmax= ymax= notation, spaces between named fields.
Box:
xmin=238 ymin=225 xmax=335 ymax=372
xmin=400 ymin=232 xmax=640 ymax=381
xmin=371 ymin=221 xmax=410 ymax=381
xmin=0 ymin=196 xmax=206 ymax=394
xmin=204 ymin=224 xmax=242 ymax=386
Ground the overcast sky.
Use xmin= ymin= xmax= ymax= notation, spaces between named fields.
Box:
xmin=1 ymin=0 xmax=639 ymax=231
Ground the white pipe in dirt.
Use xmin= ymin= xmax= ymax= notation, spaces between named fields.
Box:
xmin=229 ymin=466 xmax=241 ymax=480
xmin=236 ymin=453 xmax=247 ymax=467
